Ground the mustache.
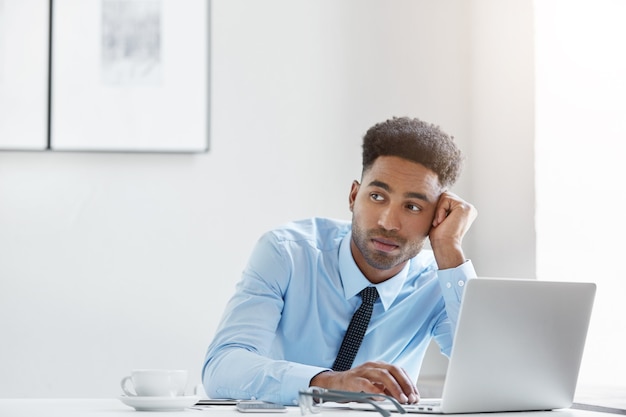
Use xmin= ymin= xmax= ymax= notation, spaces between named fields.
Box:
xmin=366 ymin=229 xmax=406 ymax=245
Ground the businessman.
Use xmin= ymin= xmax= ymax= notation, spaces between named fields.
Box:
xmin=202 ymin=116 xmax=478 ymax=405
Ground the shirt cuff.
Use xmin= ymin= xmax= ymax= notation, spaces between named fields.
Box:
xmin=437 ymin=259 xmax=477 ymax=302
xmin=280 ymin=364 xmax=330 ymax=405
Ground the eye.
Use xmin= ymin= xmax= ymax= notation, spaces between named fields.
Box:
xmin=370 ymin=193 xmax=385 ymax=202
xmin=407 ymin=204 xmax=422 ymax=212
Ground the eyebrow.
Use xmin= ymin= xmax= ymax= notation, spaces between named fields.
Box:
xmin=367 ymin=180 xmax=432 ymax=203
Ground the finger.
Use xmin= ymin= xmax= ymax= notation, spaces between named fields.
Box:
xmin=432 ymin=195 xmax=453 ymax=227
xmin=343 ymin=366 xmax=405 ymax=403
xmin=386 ymin=366 xmax=419 ymax=404
xmin=338 ymin=362 xmax=419 ymax=404
xmin=363 ymin=364 xmax=416 ymax=404
xmin=399 ymin=367 xmax=420 ymax=403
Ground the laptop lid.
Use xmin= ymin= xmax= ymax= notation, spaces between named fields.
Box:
xmin=438 ymin=278 xmax=596 ymax=414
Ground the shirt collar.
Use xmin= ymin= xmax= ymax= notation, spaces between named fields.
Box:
xmin=338 ymin=232 xmax=410 ymax=311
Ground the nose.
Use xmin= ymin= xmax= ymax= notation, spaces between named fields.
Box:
xmin=378 ymin=206 xmax=401 ymax=231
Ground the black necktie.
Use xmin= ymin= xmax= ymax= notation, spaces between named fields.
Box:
xmin=332 ymin=286 xmax=379 ymax=372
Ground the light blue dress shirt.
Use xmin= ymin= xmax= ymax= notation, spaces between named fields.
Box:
xmin=202 ymin=217 xmax=476 ymax=405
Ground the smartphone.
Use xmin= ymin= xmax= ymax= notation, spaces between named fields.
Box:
xmin=236 ymin=400 xmax=287 ymax=413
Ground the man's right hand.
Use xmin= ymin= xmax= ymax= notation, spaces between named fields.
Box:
xmin=309 ymin=361 xmax=419 ymax=404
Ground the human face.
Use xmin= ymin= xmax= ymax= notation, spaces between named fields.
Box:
xmin=349 ymin=156 xmax=443 ymax=283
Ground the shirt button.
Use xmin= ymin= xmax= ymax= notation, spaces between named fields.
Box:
xmin=446 ymin=282 xmax=452 ymax=288
xmin=458 ymin=280 xmax=465 ymax=287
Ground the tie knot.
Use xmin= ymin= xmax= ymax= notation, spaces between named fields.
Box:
xmin=360 ymin=286 xmax=379 ymax=305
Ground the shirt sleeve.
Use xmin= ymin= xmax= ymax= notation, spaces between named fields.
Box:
xmin=201 ymin=232 xmax=328 ymax=405
xmin=432 ymin=260 xmax=477 ymax=357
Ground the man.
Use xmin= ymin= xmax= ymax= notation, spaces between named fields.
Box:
xmin=202 ymin=116 xmax=478 ymax=406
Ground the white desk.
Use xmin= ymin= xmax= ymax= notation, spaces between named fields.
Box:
xmin=0 ymin=399 xmax=617 ymax=417
xmin=575 ymin=386 xmax=626 ymax=411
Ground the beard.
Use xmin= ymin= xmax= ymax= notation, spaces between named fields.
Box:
xmin=351 ymin=221 xmax=427 ymax=271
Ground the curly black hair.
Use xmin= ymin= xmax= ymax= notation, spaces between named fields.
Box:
xmin=362 ymin=116 xmax=464 ymax=189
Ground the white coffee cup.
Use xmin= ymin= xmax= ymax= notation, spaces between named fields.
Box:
xmin=120 ymin=369 xmax=188 ymax=397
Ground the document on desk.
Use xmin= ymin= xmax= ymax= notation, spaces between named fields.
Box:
xmin=191 ymin=399 xmax=287 ymax=413
xmin=191 ymin=399 xmax=239 ymax=410
xmin=195 ymin=399 xmax=239 ymax=405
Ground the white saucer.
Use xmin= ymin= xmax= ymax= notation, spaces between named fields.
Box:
xmin=119 ymin=395 xmax=199 ymax=411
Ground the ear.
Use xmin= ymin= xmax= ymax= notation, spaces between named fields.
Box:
xmin=349 ymin=180 xmax=360 ymax=212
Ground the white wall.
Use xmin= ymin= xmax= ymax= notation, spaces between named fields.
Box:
xmin=535 ymin=0 xmax=626 ymax=389
xmin=418 ymin=0 xmax=535 ymax=391
xmin=0 ymin=0 xmax=536 ymax=398
xmin=465 ymin=0 xmax=536 ymax=278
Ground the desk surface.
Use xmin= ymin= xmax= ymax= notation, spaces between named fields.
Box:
xmin=575 ymin=386 xmax=626 ymax=410
xmin=0 ymin=399 xmax=616 ymax=417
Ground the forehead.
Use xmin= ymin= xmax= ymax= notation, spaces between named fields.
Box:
xmin=362 ymin=156 xmax=442 ymax=199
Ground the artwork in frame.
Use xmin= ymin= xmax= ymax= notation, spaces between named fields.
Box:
xmin=0 ymin=0 xmax=49 ymax=150
xmin=51 ymin=0 xmax=210 ymax=152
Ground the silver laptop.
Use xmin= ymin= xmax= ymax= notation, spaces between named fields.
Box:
xmin=400 ymin=278 xmax=596 ymax=414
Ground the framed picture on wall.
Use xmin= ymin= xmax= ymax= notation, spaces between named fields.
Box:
xmin=50 ymin=0 xmax=210 ymax=152
xmin=0 ymin=0 xmax=49 ymax=150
